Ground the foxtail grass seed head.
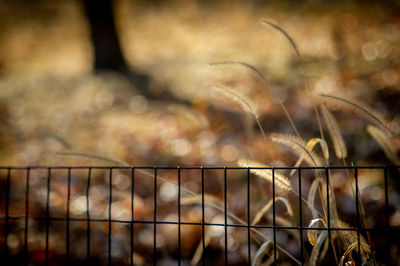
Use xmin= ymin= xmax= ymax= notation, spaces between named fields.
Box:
xmin=237 ymin=158 xmax=292 ymax=192
xmin=321 ymin=105 xmax=348 ymax=159
xmin=213 ymin=84 xmax=259 ymax=119
xmin=335 ymin=220 xmax=371 ymax=258
xmin=320 ymin=94 xmax=395 ymax=136
xmin=269 ymin=133 xmax=324 ymax=167
xmin=210 ymin=61 xmax=300 ymax=136
xmin=367 ymin=125 xmax=399 ymax=165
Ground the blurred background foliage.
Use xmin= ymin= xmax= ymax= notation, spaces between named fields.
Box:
xmin=0 ymin=0 xmax=399 ymax=166
xmin=0 ymin=1 xmax=400 ymax=265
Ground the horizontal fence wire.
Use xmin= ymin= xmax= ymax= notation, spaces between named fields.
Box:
xmin=0 ymin=165 xmax=399 ymax=265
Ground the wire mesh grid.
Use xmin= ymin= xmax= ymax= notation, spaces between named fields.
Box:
xmin=0 ymin=165 xmax=399 ymax=265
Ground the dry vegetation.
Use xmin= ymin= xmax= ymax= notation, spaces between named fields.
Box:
xmin=0 ymin=0 xmax=399 ymax=265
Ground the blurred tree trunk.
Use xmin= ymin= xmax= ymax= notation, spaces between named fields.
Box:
xmin=82 ymin=0 xmax=188 ymax=104
xmin=83 ymin=0 xmax=127 ymax=71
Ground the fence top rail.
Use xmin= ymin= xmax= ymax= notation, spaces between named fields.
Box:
xmin=0 ymin=165 xmax=398 ymax=170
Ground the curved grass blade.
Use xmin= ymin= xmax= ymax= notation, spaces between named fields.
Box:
xmin=167 ymin=104 xmax=209 ymax=130
xmin=251 ymin=240 xmax=272 ymax=266
xmin=191 ymin=215 xmax=224 ymax=265
xmin=57 ymin=150 xmax=128 ymax=166
xmin=339 ymin=242 xmax=357 ymax=266
xmin=309 ymin=230 xmax=328 ymax=266
xmin=252 ymin=197 xmax=294 ymax=225
xmin=290 ymin=138 xmax=329 ymax=177
xmin=307 ymin=218 xmax=328 ymax=246
xmin=320 ymin=94 xmax=395 ymax=136
xmin=182 ymin=193 xmax=301 ymax=265
xmin=59 ymin=151 xmax=301 ymax=265
xmin=307 ymin=178 xmax=322 ymax=220
xmin=37 ymin=131 xmax=73 ymax=149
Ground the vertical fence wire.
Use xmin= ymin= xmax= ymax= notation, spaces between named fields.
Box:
xmin=177 ymin=167 xmax=181 ymax=266
xmin=108 ymin=168 xmax=113 ymax=266
xmin=223 ymin=167 xmax=228 ymax=266
xmin=66 ymin=168 xmax=71 ymax=264
xmin=4 ymin=168 xmax=11 ymax=265
xmin=201 ymin=167 xmax=205 ymax=266
xmin=272 ymin=168 xmax=277 ymax=264
xmin=130 ymin=167 xmax=135 ymax=266
xmin=24 ymin=168 xmax=30 ymax=266
xmin=0 ymin=165 xmax=398 ymax=265
xmin=45 ymin=168 xmax=51 ymax=266
xmin=298 ymin=168 xmax=304 ymax=266
xmin=247 ymin=167 xmax=251 ymax=266
xmin=354 ymin=167 xmax=361 ymax=264
xmin=153 ymin=167 xmax=157 ymax=266
xmin=86 ymin=167 xmax=92 ymax=262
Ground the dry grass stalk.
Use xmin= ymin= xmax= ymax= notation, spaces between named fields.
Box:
xmin=320 ymin=94 xmax=395 ymax=136
xmin=132 ymin=252 xmax=146 ymax=266
xmin=307 ymin=217 xmax=334 ymax=264
xmin=212 ymin=83 xmax=276 ymax=162
xmin=182 ymin=193 xmax=302 ymax=265
xmin=57 ymin=150 xmax=202 ymax=197
xmin=191 ymin=215 xmax=224 ymax=265
xmin=321 ymin=105 xmax=348 ymax=159
xmin=213 ymin=83 xmax=259 ymax=119
xmin=181 ymin=193 xmax=254 ymax=238
xmin=61 ymin=152 xmax=297 ymax=265
xmin=251 ymin=240 xmax=272 ymax=266
xmin=57 ymin=150 xmax=129 ymax=166
xmin=237 ymin=158 xmax=292 ymax=192
xmin=252 ymin=197 xmax=294 ymax=225
xmin=60 ymin=152 xmax=303 ymax=264
xmin=269 ymin=133 xmax=324 ymax=168
xmin=367 ymin=125 xmax=400 ymax=165
xmin=181 ymin=194 xmax=224 ymax=209
xmin=309 ymin=230 xmax=328 ymax=266
xmin=167 ymin=104 xmax=209 ymax=130
xmin=210 ymin=61 xmax=300 ymax=136
xmin=210 ymin=61 xmax=272 ymax=88
xmin=261 ymin=19 xmax=325 ymax=141
xmin=261 ymin=20 xmax=303 ymax=63
xmin=191 ymin=234 xmax=210 ymax=265
xmin=309 ymin=175 xmax=340 ymax=225
xmin=38 ymin=131 xmax=73 ymax=149
xmin=212 ymin=84 xmax=268 ymax=141
xmin=307 ymin=176 xmax=340 ymax=248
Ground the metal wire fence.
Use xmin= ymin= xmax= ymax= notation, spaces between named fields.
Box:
xmin=0 ymin=166 xmax=399 ymax=265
